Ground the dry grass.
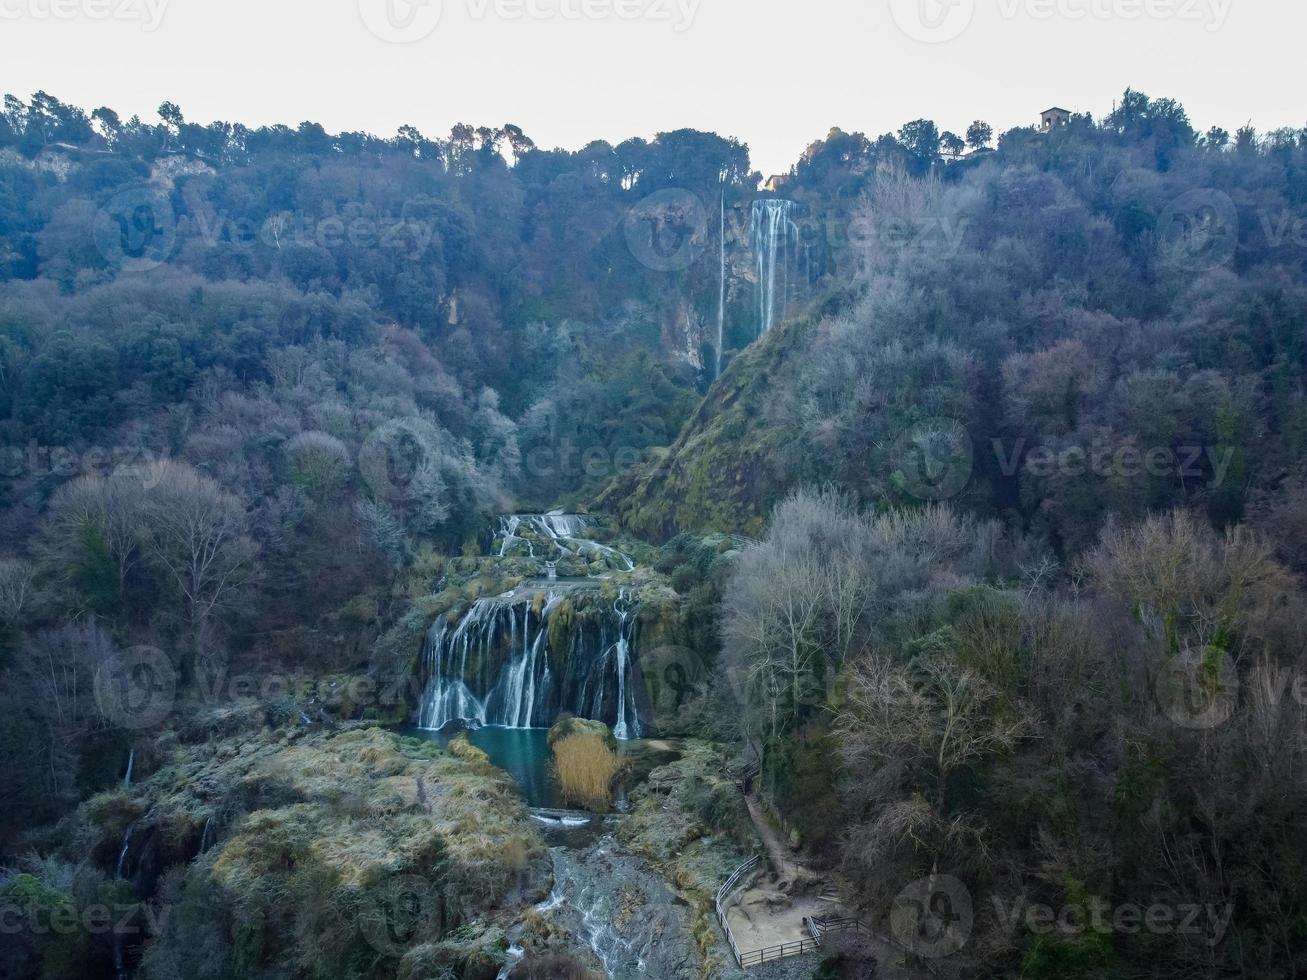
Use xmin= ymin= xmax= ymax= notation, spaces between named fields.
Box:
xmin=553 ymin=734 xmax=622 ymax=812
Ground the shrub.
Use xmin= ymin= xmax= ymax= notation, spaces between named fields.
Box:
xmin=552 ymin=734 xmax=622 ymax=811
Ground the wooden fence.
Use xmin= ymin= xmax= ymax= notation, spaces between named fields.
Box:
xmin=714 ymin=854 xmax=762 ymax=968
xmin=721 ymin=902 xmax=874 ymax=969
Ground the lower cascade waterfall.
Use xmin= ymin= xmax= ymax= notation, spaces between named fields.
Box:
xmin=417 ymin=586 xmax=645 ymax=738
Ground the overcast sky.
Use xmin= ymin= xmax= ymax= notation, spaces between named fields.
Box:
xmin=2 ymin=0 xmax=1302 ymax=175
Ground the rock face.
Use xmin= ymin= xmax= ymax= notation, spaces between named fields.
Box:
xmin=409 ymin=514 xmax=704 ymax=739
xmin=415 ymin=583 xmax=650 ymax=739
xmin=535 ymin=833 xmax=705 ymax=980
xmin=53 ymin=728 xmax=549 ymax=980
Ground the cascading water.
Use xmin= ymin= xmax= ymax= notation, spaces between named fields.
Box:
xmin=533 ymin=835 xmax=703 ymax=979
xmin=198 ymin=816 xmax=215 ymax=857
xmin=589 ymin=591 xmax=635 ymax=740
xmin=122 ymin=747 xmax=134 ymax=788
xmin=497 ymin=512 xmax=635 ymax=572
xmin=417 ymin=586 xmax=643 ymax=738
xmin=751 ymin=199 xmax=799 ymax=338
xmin=716 ymin=189 xmax=726 ymax=380
xmin=113 ymin=824 xmax=135 ymax=980
xmin=418 ymin=513 xmax=645 ymax=738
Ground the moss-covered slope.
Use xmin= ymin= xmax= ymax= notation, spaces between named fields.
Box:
xmin=49 ymin=727 xmax=548 ymax=980
xmin=594 ymin=314 xmax=817 ymax=542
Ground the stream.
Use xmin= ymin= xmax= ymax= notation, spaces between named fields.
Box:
xmin=532 ymin=830 xmax=703 ymax=980
xmin=399 ymin=724 xmax=700 ymax=978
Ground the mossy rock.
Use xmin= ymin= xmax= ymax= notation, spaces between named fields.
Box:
xmin=547 ymin=714 xmax=617 ymax=751
xmin=448 ymin=734 xmax=490 ymax=767
xmin=555 ymin=557 xmax=591 ymax=577
xmin=546 ymin=599 xmax=575 ymax=671
xmin=58 ymin=727 xmax=550 ymax=980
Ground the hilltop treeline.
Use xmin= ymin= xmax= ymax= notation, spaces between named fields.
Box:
xmin=2 ymin=87 xmax=1307 ymax=979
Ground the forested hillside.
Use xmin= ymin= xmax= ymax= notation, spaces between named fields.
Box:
xmin=604 ymin=96 xmax=1307 ymax=554
xmin=2 ymin=88 xmax=1307 ymax=980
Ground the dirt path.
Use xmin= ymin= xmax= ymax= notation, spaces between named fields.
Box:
xmin=744 ymin=794 xmax=801 ymax=880
xmin=718 ymin=791 xmax=934 ymax=979
xmin=722 ymin=793 xmax=841 ymax=955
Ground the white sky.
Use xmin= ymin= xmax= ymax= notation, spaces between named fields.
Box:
xmin=1 ymin=0 xmax=1302 ymax=176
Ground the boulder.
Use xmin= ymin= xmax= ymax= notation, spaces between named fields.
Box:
xmin=547 ymin=714 xmax=617 ymax=750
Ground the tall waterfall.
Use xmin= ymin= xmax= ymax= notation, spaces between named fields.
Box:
xmin=417 ymin=585 xmax=644 ymax=738
xmin=751 ymin=199 xmax=799 ymax=337
xmin=716 ymin=189 xmax=726 ymax=380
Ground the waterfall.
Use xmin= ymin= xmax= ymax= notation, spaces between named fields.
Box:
xmin=751 ymin=199 xmax=799 ymax=337
xmin=417 ymin=586 xmax=643 ymax=738
xmin=496 ymin=945 xmax=524 ymax=980
xmin=113 ymin=824 xmax=135 ymax=980
xmin=497 ymin=513 xmax=634 ymax=572
xmin=607 ymin=592 xmax=636 ymax=740
xmin=498 ymin=515 xmax=523 ymax=557
xmin=122 ymin=747 xmax=134 ymax=788
xmin=115 ymin=824 xmax=134 ymax=880
xmin=716 ymin=189 xmax=726 ymax=380
xmin=198 ymin=816 xmax=215 ymax=857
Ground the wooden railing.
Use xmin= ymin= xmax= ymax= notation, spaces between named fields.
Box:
xmin=714 ymin=763 xmax=874 ymax=968
xmin=714 ymin=854 xmax=761 ymax=968
xmin=723 ymin=910 xmax=875 ymax=969
xmin=736 ymin=760 xmax=761 ymax=790
xmin=738 ymin=937 xmax=823 ymax=966
xmin=810 ymin=914 xmax=872 ymax=939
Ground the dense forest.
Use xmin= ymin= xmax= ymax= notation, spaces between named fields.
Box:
xmin=2 ymin=87 xmax=1307 ymax=979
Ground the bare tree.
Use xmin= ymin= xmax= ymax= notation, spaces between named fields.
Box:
xmin=40 ymin=471 xmax=148 ymax=596
xmin=1087 ymin=509 xmax=1292 ymax=662
xmin=134 ymin=462 xmax=258 ymax=664
xmin=721 ymin=490 xmax=977 ymax=752
xmin=0 ymin=556 xmax=35 ymax=622
xmin=8 ymin=621 xmax=117 ymax=807
xmin=836 ymin=652 xmax=1031 ymax=885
